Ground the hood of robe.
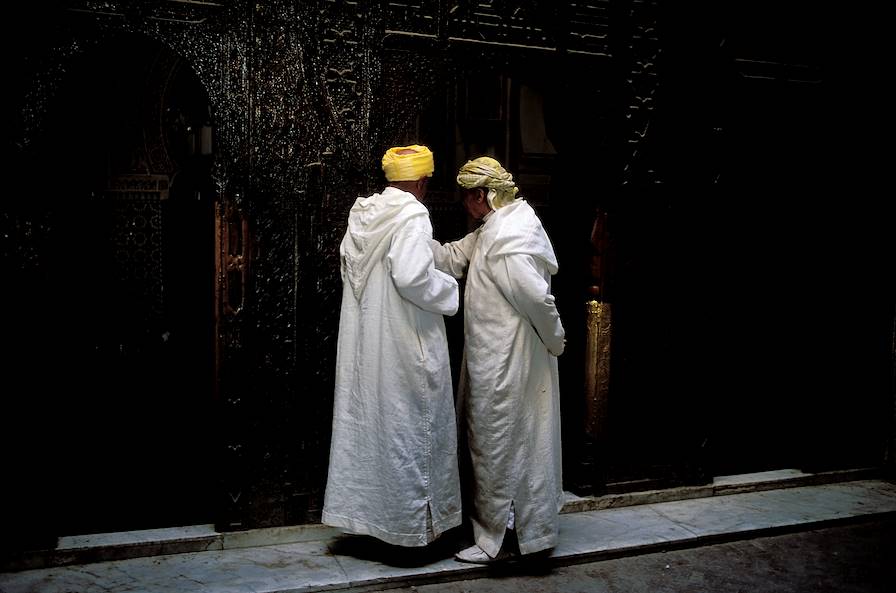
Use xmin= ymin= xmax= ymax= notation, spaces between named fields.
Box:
xmin=341 ymin=186 xmax=428 ymax=299
xmin=487 ymin=199 xmax=559 ymax=274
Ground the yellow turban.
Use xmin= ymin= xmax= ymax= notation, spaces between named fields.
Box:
xmin=456 ymin=156 xmax=519 ymax=209
xmin=381 ymin=145 xmax=435 ymax=182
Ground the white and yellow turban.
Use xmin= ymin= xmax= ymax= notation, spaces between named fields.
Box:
xmin=381 ymin=144 xmax=435 ymax=182
xmin=456 ymin=156 xmax=519 ymax=209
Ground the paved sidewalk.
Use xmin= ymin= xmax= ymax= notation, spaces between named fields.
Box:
xmin=1 ymin=475 xmax=895 ymax=593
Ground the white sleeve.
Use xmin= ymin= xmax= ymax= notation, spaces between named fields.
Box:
xmin=388 ymin=221 xmax=459 ymax=316
xmin=429 ymin=229 xmax=479 ymax=279
xmin=494 ymin=253 xmax=565 ymax=355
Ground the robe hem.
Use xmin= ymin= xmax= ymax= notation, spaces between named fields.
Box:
xmin=321 ymin=509 xmax=462 ymax=548
xmin=517 ymin=531 xmax=558 ymax=556
xmin=474 ymin=529 xmax=556 ymax=557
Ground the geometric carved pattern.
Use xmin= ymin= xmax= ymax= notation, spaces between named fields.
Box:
xmin=448 ymin=0 xmax=560 ymax=50
xmin=384 ymin=0 xmax=439 ymax=37
xmin=105 ymin=188 xmax=164 ymax=325
xmin=620 ymin=0 xmax=661 ymax=185
xmin=383 ymin=1 xmax=611 ymax=56
xmin=567 ymin=1 xmax=612 ymax=56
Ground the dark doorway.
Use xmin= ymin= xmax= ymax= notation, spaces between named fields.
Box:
xmin=4 ymin=34 xmax=217 ymax=540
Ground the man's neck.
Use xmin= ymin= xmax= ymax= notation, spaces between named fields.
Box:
xmin=388 ymin=180 xmax=423 ymax=201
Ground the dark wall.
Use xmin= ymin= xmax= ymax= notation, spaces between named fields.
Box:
xmin=633 ymin=1 xmax=894 ymax=478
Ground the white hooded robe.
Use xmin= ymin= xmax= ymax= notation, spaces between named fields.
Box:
xmin=431 ymin=199 xmax=565 ymax=557
xmin=322 ymin=186 xmax=462 ymax=546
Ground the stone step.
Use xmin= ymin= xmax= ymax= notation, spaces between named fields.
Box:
xmin=0 ymin=467 xmax=882 ymax=574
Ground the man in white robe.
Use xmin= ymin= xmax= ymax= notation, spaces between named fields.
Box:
xmin=322 ymin=145 xmax=463 ymax=547
xmin=430 ymin=156 xmax=565 ymax=563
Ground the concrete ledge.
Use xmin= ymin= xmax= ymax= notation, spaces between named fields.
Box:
xmin=560 ymin=467 xmax=881 ymax=514
xmin=3 ymin=478 xmax=895 ymax=593
xmin=328 ymin=512 xmax=896 ymax=593
xmin=0 ymin=467 xmax=881 ymax=573
xmin=1 ymin=523 xmax=343 ymax=573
